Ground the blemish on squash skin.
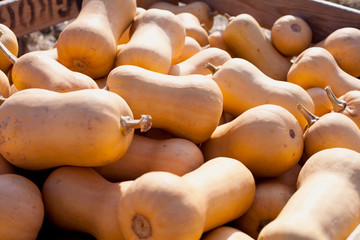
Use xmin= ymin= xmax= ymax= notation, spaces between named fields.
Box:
xmin=132 ymin=213 xmax=152 ymax=239
xmin=289 ymin=129 xmax=295 ymax=138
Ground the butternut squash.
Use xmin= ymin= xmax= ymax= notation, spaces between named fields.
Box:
xmin=306 ymin=87 xmax=333 ymax=117
xmin=56 ymin=0 xmax=136 ymax=79
xmin=94 ymin=134 xmax=204 ymax=181
xmin=0 ymin=154 xmax=15 ymax=175
xmin=325 ymin=86 xmax=360 ymax=129
xmin=107 ymin=65 xmax=223 ymax=144
xmin=42 ymin=166 xmax=132 ymax=240
xmin=0 ymin=88 xmax=152 ymax=170
xmin=207 ymin=58 xmax=315 ymax=130
xmin=223 ymin=14 xmax=291 ymax=81
xmin=208 ymin=30 xmax=236 ymax=57
xmin=169 ymin=47 xmax=231 ymax=76
xmin=202 ymin=226 xmax=254 ymax=240
xmin=258 ymin=148 xmax=360 ymax=240
xmin=201 ymin=104 xmax=304 ymax=178
xmin=0 ymin=25 xmax=18 ymax=73
xmin=287 ymin=47 xmax=360 ymax=97
xmin=118 ymin=157 xmax=255 ymax=239
xmin=298 ymin=103 xmax=360 ymax=158
xmin=232 ymin=180 xmax=296 ymax=239
xmin=117 ymin=7 xmax=146 ymax=45
xmin=176 ymin=12 xmax=209 ymax=47
xmin=172 ymin=36 xmax=202 ymax=64
xmin=150 ymin=1 xmax=215 ymax=30
xmin=0 ymin=174 xmax=44 ymax=240
xmin=271 ymin=15 xmax=312 ymax=56
xmin=116 ymin=8 xmax=186 ymax=74
xmin=314 ymin=27 xmax=360 ymax=77
xmin=0 ymin=44 xmax=99 ymax=92
xmin=0 ymin=69 xmax=10 ymax=98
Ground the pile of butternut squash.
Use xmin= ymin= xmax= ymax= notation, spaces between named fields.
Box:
xmin=0 ymin=0 xmax=360 ymax=239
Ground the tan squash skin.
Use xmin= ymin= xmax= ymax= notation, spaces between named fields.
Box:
xmin=10 ymin=50 xmax=98 ymax=92
xmin=172 ymin=36 xmax=202 ymax=64
xmin=306 ymin=87 xmax=332 ymax=117
xmin=0 ymin=69 xmax=10 ymax=98
xmin=326 ymin=87 xmax=360 ymax=130
xmin=0 ymin=174 xmax=44 ymax=240
xmin=270 ymin=163 xmax=302 ymax=190
xmin=8 ymin=84 xmax=17 ymax=96
xmin=117 ymin=7 xmax=146 ymax=45
xmin=223 ymin=14 xmax=291 ymax=81
xmin=298 ymin=104 xmax=360 ymax=158
xmin=232 ymin=180 xmax=295 ymax=239
xmin=94 ymin=134 xmax=204 ymax=181
xmin=116 ymin=9 xmax=186 ymax=74
xmin=150 ymin=1 xmax=215 ymax=30
xmin=271 ymin=15 xmax=312 ymax=57
xmin=201 ymin=104 xmax=304 ymax=178
xmin=209 ymin=58 xmax=315 ymax=130
xmin=315 ymin=27 xmax=360 ymax=77
xmin=0 ymin=154 xmax=15 ymax=175
xmin=202 ymin=226 xmax=254 ymax=240
xmin=118 ymin=157 xmax=255 ymax=239
xmin=258 ymin=148 xmax=360 ymax=240
xmin=56 ymin=0 xmax=136 ymax=79
xmin=208 ymin=30 xmax=236 ymax=57
xmin=287 ymin=47 xmax=360 ymax=97
xmin=0 ymin=88 xmax=150 ymax=170
xmin=169 ymin=47 xmax=231 ymax=76
xmin=107 ymin=65 xmax=223 ymax=144
xmin=176 ymin=12 xmax=209 ymax=47
xmin=42 ymin=166 xmax=132 ymax=240
xmin=0 ymin=24 xmax=18 ymax=73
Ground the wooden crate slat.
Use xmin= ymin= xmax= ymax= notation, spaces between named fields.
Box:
xmin=0 ymin=0 xmax=81 ymax=37
xmin=182 ymin=0 xmax=360 ymax=42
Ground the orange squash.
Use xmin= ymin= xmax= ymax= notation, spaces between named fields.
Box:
xmin=306 ymin=87 xmax=333 ymax=117
xmin=150 ymin=1 xmax=215 ymax=30
xmin=107 ymin=65 xmax=223 ymax=144
xmin=0 ymin=24 xmax=18 ymax=73
xmin=232 ymin=180 xmax=295 ymax=239
xmin=223 ymin=14 xmax=291 ymax=81
xmin=118 ymin=157 xmax=255 ymax=239
xmin=202 ymin=226 xmax=254 ymax=240
xmin=287 ymin=47 xmax=360 ymax=97
xmin=314 ymin=27 xmax=360 ymax=77
xmin=0 ymin=88 xmax=151 ymax=170
xmin=176 ymin=12 xmax=209 ymax=46
xmin=0 ymin=174 xmax=44 ymax=240
xmin=94 ymin=134 xmax=204 ymax=181
xmin=258 ymin=148 xmax=360 ymax=240
xmin=42 ymin=166 xmax=132 ymax=240
xmin=271 ymin=15 xmax=312 ymax=56
xmin=298 ymin=103 xmax=360 ymax=158
xmin=207 ymin=58 xmax=315 ymax=130
xmin=116 ymin=8 xmax=186 ymax=74
xmin=172 ymin=36 xmax=202 ymax=64
xmin=201 ymin=104 xmax=304 ymax=178
xmin=169 ymin=47 xmax=231 ymax=76
xmin=325 ymin=86 xmax=360 ymax=129
xmin=56 ymin=0 xmax=136 ymax=79
xmin=0 ymin=69 xmax=10 ymax=98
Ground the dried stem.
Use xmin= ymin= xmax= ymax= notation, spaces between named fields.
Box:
xmin=297 ymin=103 xmax=320 ymax=131
xmin=120 ymin=115 xmax=152 ymax=135
xmin=0 ymin=31 xmax=17 ymax=64
xmin=325 ymin=85 xmax=346 ymax=112
xmin=224 ymin=13 xmax=235 ymax=22
xmin=204 ymin=62 xmax=220 ymax=75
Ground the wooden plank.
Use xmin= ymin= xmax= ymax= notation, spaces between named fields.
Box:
xmin=181 ymin=0 xmax=360 ymax=42
xmin=0 ymin=0 xmax=81 ymax=37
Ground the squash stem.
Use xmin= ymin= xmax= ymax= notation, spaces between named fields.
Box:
xmin=325 ymin=85 xmax=346 ymax=112
xmin=120 ymin=115 xmax=152 ymax=135
xmin=224 ymin=13 xmax=235 ymax=21
xmin=205 ymin=62 xmax=220 ymax=75
xmin=0 ymin=31 xmax=17 ymax=64
xmin=297 ymin=103 xmax=319 ymax=130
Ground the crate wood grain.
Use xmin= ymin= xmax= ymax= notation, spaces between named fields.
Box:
xmin=182 ymin=0 xmax=360 ymax=42
xmin=0 ymin=0 xmax=81 ymax=37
